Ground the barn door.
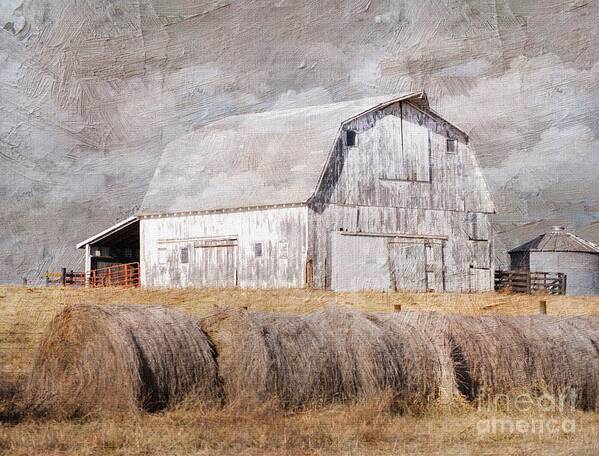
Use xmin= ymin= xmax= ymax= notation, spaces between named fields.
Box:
xmin=388 ymin=239 xmax=445 ymax=292
xmin=388 ymin=241 xmax=427 ymax=292
xmin=190 ymin=238 xmax=238 ymax=287
xmin=425 ymin=242 xmax=445 ymax=292
xmin=330 ymin=232 xmax=389 ymax=291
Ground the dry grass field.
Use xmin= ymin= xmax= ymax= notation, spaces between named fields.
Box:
xmin=2 ymin=286 xmax=599 ymax=455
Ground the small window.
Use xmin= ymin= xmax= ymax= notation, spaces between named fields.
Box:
xmin=254 ymin=242 xmax=263 ymax=257
xmin=158 ymin=248 xmax=167 ymax=265
xmin=446 ymin=138 xmax=457 ymax=154
xmin=180 ymin=247 xmax=189 ymax=264
xmin=279 ymin=241 xmax=289 ymax=260
xmin=346 ymin=130 xmax=357 ymax=147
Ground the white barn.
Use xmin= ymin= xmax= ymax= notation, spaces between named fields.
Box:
xmin=78 ymin=92 xmax=495 ymax=291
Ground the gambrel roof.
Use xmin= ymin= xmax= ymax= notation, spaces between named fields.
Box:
xmin=140 ymin=91 xmax=496 ymax=216
xmin=509 ymin=227 xmax=599 ymax=254
xmin=140 ymin=92 xmax=434 ymax=215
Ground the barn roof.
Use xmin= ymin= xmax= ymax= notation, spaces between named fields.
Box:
xmin=139 ymin=92 xmax=434 ymax=215
xmin=509 ymin=226 xmax=599 ymax=255
xmin=76 ymin=216 xmax=139 ymax=249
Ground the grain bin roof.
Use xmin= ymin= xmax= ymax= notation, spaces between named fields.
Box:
xmin=139 ymin=92 xmax=435 ymax=215
xmin=509 ymin=226 xmax=599 ymax=254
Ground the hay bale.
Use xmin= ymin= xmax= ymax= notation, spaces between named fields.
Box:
xmin=384 ymin=312 xmax=599 ymax=409
xmin=200 ymin=306 xmax=444 ymax=409
xmin=306 ymin=308 xmax=443 ymax=406
xmin=200 ymin=307 xmax=334 ymax=407
xmin=23 ymin=304 xmax=221 ymax=418
xmin=381 ymin=312 xmax=542 ymax=401
xmin=515 ymin=315 xmax=599 ymax=410
xmin=376 ymin=311 xmax=458 ymax=402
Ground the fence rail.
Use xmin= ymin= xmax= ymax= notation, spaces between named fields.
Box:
xmin=45 ymin=268 xmax=86 ymax=287
xmin=45 ymin=262 xmax=140 ymax=288
xmin=494 ymin=270 xmax=566 ymax=295
xmin=89 ymin=262 xmax=140 ymax=288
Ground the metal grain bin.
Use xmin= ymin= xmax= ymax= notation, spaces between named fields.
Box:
xmin=508 ymin=226 xmax=599 ymax=296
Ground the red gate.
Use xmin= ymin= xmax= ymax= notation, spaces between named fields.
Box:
xmin=89 ymin=262 xmax=140 ymax=288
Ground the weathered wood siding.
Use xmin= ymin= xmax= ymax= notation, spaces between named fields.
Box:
xmin=309 ymin=101 xmax=494 ymax=291
xmin=140 ymin=207 xmax=308 ymax=288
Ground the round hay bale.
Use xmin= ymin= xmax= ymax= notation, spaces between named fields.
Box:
xmin=307 ymin=307 xmax=443 ymax=407
xmin=392 ymin=312 xmax=599 ymax=409
xmin=382 ymin=312 xmax=533 ymax=401
xmin=513 ymin=315 xmax=599 ymax=410
xmin=200 ymin=306 xmax=444 ymax=409
xmin=376 ymin=311 xmax=457 ymax=402
xmin=23 ymin=304 xmax=221 ymax=418
xmin=200 ymin=307 xmax=335 ymax=407
xmin=199 ymin=307 xmax=275 ymax=406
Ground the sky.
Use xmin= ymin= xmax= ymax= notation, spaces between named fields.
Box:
xmin=0 ymin=0 xmax=597 ymax=282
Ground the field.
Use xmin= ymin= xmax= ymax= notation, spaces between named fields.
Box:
xmin=2 ymin=286 xmax=599 ymax=455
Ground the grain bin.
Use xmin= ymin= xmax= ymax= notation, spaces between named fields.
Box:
xmin=509 ymin=226 xmax=599 ymax=296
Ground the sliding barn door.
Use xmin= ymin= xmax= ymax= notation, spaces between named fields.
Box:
xmin=388 ymin=239 xmax=445 ymax=292
xmin=190 ymin=238 xmax=238 ymax=287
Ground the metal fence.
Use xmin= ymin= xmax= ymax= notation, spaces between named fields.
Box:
xmin=494 ymin=270 xmax=566 ymax=295
xmin=45 ymin=262 xmax=140 ymax=288
xmin=89 ymin=262 xmax=140 ymax=288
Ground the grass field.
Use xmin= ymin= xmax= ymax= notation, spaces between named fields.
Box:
xmin=2 ymin=286 xmax=599 ymax=455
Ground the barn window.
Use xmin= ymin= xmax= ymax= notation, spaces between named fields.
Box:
xmin=158 ymin=248 xmax=167 ymax=265
xmin=446 ymin=138 xmax=457 ymax=154
xmin=279 ymin=241 xmax=289 ymax=260
xmin=254 ymin=242 xmax=263 ymax=257
xmin=180 ymin=247 xmax=189 ymax=264
xmin=346 ymin=130 xmax=357 ymax=147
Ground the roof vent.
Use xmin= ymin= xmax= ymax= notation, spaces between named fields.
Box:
xmin=551 ymin=226 xmax=566 ymax=232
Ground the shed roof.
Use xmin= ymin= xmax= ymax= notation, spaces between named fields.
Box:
xmin=139 ymin=92 xmax=434 ymax=215
xmin=509 ymin=226 xmax=599 ymax=255
xmin=76 ymin=216 xmax=139 ymax=249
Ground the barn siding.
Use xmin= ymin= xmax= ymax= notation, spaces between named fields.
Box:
xmin=140 ymin=207 xmax=308 ymax=288
xmin=309 ymin=100 xmax=493 ymax=292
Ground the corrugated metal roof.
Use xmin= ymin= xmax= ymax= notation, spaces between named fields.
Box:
xmin=509 ymin=226 xmax=599 ymax=254
xmin=139 ymin=92 xmax=431 ymax=214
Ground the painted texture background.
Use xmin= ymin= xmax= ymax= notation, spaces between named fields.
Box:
xmin=0 ymin=0 xmax=597 ymax=284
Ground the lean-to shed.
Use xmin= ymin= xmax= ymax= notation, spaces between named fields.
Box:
xmin=78 ymin=91 xmax=495 ymax=291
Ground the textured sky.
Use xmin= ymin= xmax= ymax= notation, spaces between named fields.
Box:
xmin=0 ymin=0 xmax=598 ymax=283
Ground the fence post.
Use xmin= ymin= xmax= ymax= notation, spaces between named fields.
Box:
xmin=61 ymin=268 xmax=66 ymax=287
xmin=539 ymin=299 xmax=547 ymax=315
xmin=124 ymin=263 xmax=129 ymax=287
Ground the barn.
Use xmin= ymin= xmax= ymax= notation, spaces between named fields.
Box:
xmin=77 ymin=91 xmax=495 ymax=291
xmin=509 ymin=226 xmax=599 ymax=296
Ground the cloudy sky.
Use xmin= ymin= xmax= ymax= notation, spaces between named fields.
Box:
xmin=0 ymin=0 xmax=597 ymax=282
